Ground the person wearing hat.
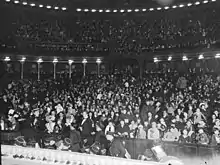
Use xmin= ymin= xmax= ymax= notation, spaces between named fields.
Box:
xmin=136 ymin=124 xmax=146 ymax=139
xmin=89 ymin=141 xmax=102 ymax=155
xmin=14 ymin=136 xmax=26 ymax=147
xmin=69 ymin=123 xmax=81 ymax=152
xmin=196 ymin=128 xmax=209 ymax=145
xmin=44 ymin=136 xmax=56 ymax=149
xmin=106 ymin=134 xmax=130 ymax=159
xmin=56 ymin=138 xmax=71 ymax=151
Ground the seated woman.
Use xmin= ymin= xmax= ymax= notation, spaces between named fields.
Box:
xmin=162 ymin=125 xmax=180 ymax=142
xmin=45 ymin=115 xmax=56 ymax=134
xmin=196 ymin=128 xmax=209 ymax=145
xmin=178 ymin=129 xmax=190 ymax=144
xmin=136 ymin=125 xmax=146 ymax=139
xmin=148 ymin=122 xmax=160 ymax=141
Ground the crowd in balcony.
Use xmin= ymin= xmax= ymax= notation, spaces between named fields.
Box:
xmin=0 ymin=69 xmax=220 ymax=157
xmin=12 ymin=3 xmax=220 ymax=53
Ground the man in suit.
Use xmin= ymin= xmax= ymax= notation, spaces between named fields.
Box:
xmin=79 ymin=111 xmax=94 ymax=146
xmin=140 ymin=100 xmax=155 ymax=123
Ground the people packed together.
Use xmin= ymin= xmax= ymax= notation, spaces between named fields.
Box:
xmin=12 ymin=3 xmax=220 ymax=53
xmin=1 ymin=70 xmax=220 ymax=154
xmin=1 ymin=1 xmax=220 ymax=159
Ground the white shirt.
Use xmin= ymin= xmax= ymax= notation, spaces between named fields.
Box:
xmin=45 ymin=122 xmax=55 ymax=133
xmin=105 ymin=125 xmax=115 ymax=135
xmin=97 ymin=94 xmax=102 ymax=100
xmin=1 ymin=122 xmax=4 ymax=130
xmin=81 ymin=118 xmax=87 ymax=126
xmin=125 ymin=82 xmax=129 ymax=88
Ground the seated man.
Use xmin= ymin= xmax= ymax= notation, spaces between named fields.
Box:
xmin=115 ymin=120 xmax=130 ymax=137
xmin=105 ymin=121 xmax=115 ymax=136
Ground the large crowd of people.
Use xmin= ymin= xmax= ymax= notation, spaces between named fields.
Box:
xmin=1 ymin=70 xmax=220 ymax=157
xmin=9 ymin=2 xmax=219 ymax=53
xmin=1 ymin=1 xmax=220 ymax=161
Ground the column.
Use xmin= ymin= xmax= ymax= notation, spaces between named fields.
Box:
xmin=53 ymin=63 xmax=56 ymax=80
xmin=20 ymin=57 xmax=26 ymax=80
xmin=37 ymin=58 xmax=43 ymax=81
xmin=21 ymin=62 xmax=24 ymax=79
xmin=96 ymin=58 xmax=101 ymax=77
xmin=37 ymin=62 xmax=40 ymax=81
xmin=82 ymin=59 xmax=87 ymax=77
xmin=53 ymin=58 xmax=58 ymax=80
xmin=68 ymin=60 xmax=73 ymax=79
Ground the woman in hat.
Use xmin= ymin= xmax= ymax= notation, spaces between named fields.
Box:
xmin=14 ymin=136 xmax=26 ymax=147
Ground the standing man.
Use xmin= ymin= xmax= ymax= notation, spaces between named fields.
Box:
xmin=69 ymin=124 xmax=81 ymax=152
xmin=79 ymin=111 xmax=94 ymax=146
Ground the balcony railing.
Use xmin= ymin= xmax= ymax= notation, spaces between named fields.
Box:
xmin=1 ymin=145 xmax=165 ymax=165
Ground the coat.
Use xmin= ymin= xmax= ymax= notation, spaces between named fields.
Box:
xmin=81 ymin=118 xmax=93 ymax=138
xmin=69 ymin=129 xmax=81 ymax=152
xmin=140 ymin=104 xmax=155 ymax=122
xmin=109 ymin=139 xmax=126 ymax=158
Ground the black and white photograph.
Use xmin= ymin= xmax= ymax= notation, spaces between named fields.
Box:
xmin=0 ymin=0 xmax=220 ymax=165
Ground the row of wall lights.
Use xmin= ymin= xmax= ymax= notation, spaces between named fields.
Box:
xmin=3 ymin=57 xmax=102 ymax=79
xmin=4 ymin=57 xmax=102 ymax=64
xmin=3 ymin=55 xmax=220 ymax=63
xmin=153 ymin=54 xmax=220 ymax=62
